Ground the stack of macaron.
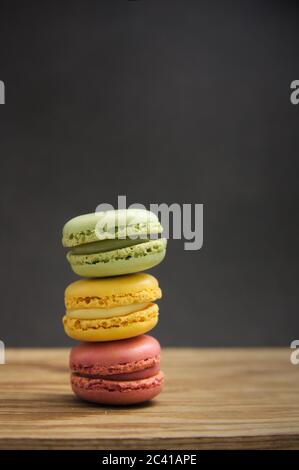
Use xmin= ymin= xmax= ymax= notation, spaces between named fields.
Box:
xmin=62 ymin=209 xmax=167 ymax=405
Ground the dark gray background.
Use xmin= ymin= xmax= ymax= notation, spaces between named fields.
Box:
xmin=0 ymin=0 xmax=298 ymax=347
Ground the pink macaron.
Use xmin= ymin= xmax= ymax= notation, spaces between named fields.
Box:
xmin=70 ymin=335 xmax=164 ymax=405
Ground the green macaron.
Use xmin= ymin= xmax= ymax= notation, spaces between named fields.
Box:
xmin=62 ymin=209 xmax=167 ymax=277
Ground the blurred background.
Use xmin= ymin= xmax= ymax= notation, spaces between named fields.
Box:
xmin=0 ymin=0 xmax=298 ymax=347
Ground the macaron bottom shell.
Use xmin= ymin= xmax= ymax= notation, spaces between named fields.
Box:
xmin=67 ymin=239 xmax=167 ymax=278
xmin=63 ymin=304 xmax=159 ymax=342
xmin=71 ymin=371 xmax=164 ymax=405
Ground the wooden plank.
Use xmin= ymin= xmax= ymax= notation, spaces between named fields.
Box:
xmin=0 ymin=348 xmax=298 ymax=449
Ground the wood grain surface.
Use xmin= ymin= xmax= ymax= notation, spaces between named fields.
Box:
xmin=0 ymin=348 xmax=298 ymax=449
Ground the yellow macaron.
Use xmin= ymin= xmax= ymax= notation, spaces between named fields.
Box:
xmin=63 ymin=273 xmax=162 ymax=341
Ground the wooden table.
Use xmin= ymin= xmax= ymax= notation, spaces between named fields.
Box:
xmin=0 ymin=348 xmax=298 ymax=449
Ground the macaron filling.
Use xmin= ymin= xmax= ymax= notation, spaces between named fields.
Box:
xmin=69 ymin=237 xmax=151 ymax=255
xmin=66 ymin=238 xmax=167 ymax=266
xmin=64 ymin=304 xmax=158 ymax=330
xmin=88 ymin=363 xmax=161 ymax=381
xmin=66 ymin=302 xmax=150 ymax=319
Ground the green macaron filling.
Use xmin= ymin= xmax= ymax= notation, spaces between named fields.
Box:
xmin=67 ymin=238 xmax=167 ymax=266
xmin=70 ymin=237 xmax=151 ymax=255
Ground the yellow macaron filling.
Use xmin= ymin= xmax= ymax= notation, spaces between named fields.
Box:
xmin=66 ymin=302 xmax=150 ymax=319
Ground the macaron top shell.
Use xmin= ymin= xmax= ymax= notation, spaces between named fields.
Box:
xmin=65 ymin=273 xmax=161 ymax=310
xmin=62 ymin=209 xmax=162 ymax=247
xmin=70 ymin=335 xmax=161 ymax=372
